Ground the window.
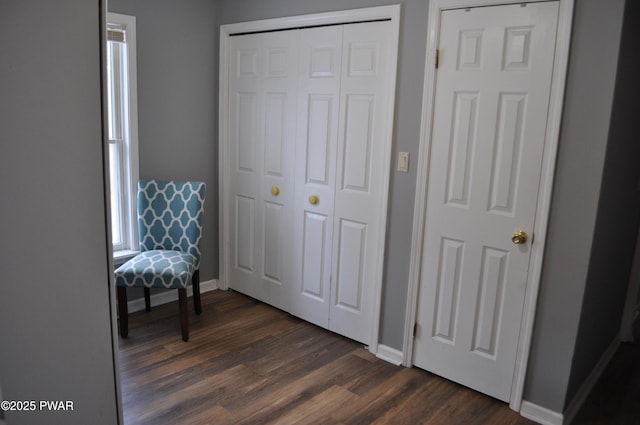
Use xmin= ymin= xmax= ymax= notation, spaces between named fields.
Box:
xmin=107 ymin=13 xmax=139 ymax=257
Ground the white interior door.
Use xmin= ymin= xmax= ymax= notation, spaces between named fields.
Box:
xmin=329 ymin=21 xmax=394 ymax=343
xmin=413 ymin=2 xmax=559 ymax=402
xmin=228 ymin=31 xmax=298 ymax=311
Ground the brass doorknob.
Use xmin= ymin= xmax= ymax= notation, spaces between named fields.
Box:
xmin=512 ymin=230 xmax=528 ymax=245
xmin=271 ymin=186 xmax=280 ymax=196
xmin=308 ymin=195 xmax=319 ymax=205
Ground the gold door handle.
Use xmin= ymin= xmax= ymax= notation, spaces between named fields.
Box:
xmin=271 ymin=186 xmax=280 ymax=196
xmin=512 ymin=230 xmax=528 ymax=245
xmin=308 ymin=195 xmax=319 ymax=205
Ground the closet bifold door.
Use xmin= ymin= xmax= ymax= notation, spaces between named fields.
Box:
xmin=290 ymin=26 xmax=343 ymax=329
xmin=227 ymin=18 xmax=396 ymax=346
xmin=329 ymin=20 xmax=394 ymax=344
xmin=228 ymin=30 xmax=298 ymax=311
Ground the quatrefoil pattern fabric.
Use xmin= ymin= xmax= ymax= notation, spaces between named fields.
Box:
xmin=115 ymin=250 xmax=197 ymax=288
xmin=137 ymin=180 xmax=206 ymax=265
xmin=114 ymin=180 xmax=206 ymax=289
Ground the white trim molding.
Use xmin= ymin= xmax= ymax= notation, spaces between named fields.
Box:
xmin=106 ymin=12 xmax=140 ymax=254
xmin=218 ymin=5 xmax=401 ymax=355
xmin=127 ymin=279 xmax=219 ymax=313
xmin=520 ymin=401 xmax=563 ymax=425
xmin=375 ymin=344 xmax=403 ymax=366
xmin=403 ymin=0 xmax=575 ymax=413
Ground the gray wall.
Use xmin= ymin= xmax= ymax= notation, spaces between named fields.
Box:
xmin=523 ymin=0 xmax=627 ymax=412
xmin=216 ymin=0 xmax=428 ymax=350
xmin=109 ymin=0 xmax=218 ymax=284
xmin=565 ymin=0 xmax=640 ymax=407
xmin=0 ymin=1 xmax=119 ymax=424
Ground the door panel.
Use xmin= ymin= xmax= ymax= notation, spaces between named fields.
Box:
xmin=433 ymin=238 xmax=464 ymax=343
xmin=341 ymin=95 xmax=375 ymax=192
xmin=229 ymin=31 xmax=298 ymax=311
xmin=301 ymin=211 xmax=330 ymax=301
xmin=290 ymin=26 xmax=343 ymax=328
xmin=235 ymin=195 xmax=255 ymax=273
xmin=263 ymin=201 xmax=283 ymax=283
xmin=329 ymin=21 xmax=393 ymax=343
xmin=445 ymin=91 xmax=477 ymax=207
xmin=413 ymin=2 xmax=559 ymax=402
xmin=473 ymin=246 xmax=509 ymax=357
xmin=489 ymin=92 xmax=526 ymax=215
xmin=264 ymin=94 xmax=286 ymax=176
xmin=335 ymin=218 xmax=367 ymax=311
xmin=236 ymin=93 xmax=257 ymax=172
xmin=305 ymin=96 xmax=334 ymax=185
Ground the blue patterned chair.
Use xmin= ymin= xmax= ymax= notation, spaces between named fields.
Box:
xmin=114 ymin=179 xmax=206 ymax=341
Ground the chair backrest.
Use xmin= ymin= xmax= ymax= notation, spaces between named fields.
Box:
xmin=137 ymin=179 xmax=206 ymax=266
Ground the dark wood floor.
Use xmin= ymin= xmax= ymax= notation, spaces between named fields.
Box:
xmin=117 ymin=290 xmax=638 ymax=425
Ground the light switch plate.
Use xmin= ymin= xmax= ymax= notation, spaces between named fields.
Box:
xmin=398 ymin=152 xmax=409 ymax=172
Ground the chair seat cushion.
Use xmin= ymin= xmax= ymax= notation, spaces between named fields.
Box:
xmin=114 ymin=250 xmax=197 ymax=289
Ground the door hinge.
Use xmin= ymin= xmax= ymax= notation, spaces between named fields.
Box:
xmin=413 ymin=322 xmax=418 ymax=337
xmin=435 ymin=49 xmax=440 ymax=69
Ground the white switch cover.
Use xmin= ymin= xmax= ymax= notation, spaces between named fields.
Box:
xmin=398 ymin=152 xmax=409 ymax=172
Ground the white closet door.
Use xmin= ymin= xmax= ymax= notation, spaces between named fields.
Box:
xmin=227 ymin=19 xmax=397 ymax=346
xmin=329 ymin=21 xmax=393 ymax=343
xmin=290 ymin=26 xmax=343 ymax=328
xmin=228 ymin=31 xmax=298 ymax=311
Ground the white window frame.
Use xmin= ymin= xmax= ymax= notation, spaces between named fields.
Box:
xmin=107 ymin=12 xmax=139 ymax=261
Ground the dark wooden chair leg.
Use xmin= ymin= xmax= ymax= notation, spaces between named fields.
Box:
xmin=144 ymin=287 xmax=151 ymax=312
xmin=117 ymin=286 xmax=128 ymax=338
xmin=178 ymin=288 xmax=189 ymax=341
xmin=193 ymin=269 xmax=202 ymax=315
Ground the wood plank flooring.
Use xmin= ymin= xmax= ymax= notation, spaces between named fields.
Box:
xmin=118 ymin=290 xmax=533 ymax=425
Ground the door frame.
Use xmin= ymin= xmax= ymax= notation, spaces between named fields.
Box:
xmin=403 ymin=0 xmax=574 ymax=411
xmin=218 ymin=5 xmax=401 ymax=353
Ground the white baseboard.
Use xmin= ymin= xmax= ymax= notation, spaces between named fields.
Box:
xmin=520 ymin=401 xmax=563 ymax=425
xmin=520 ymin=334 xmax=621 ymax=425
xmin=562 ymin=334 xmax=620 ymax=424
xmin=375 ymin=344 xmax=403 ymax=366
xmin=127 ymin=279 xmax=218 ymax=313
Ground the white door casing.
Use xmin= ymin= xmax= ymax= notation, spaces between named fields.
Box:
xmin=406 ymin=0 xmax=575 ymax=409
xmin=220 ymin=6 xmax=400 ymax=350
